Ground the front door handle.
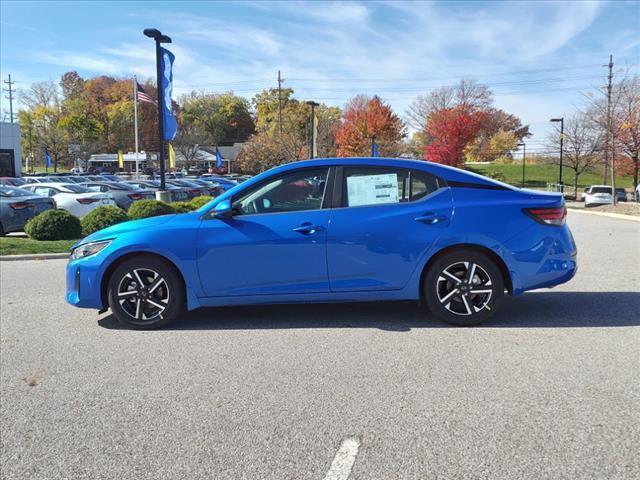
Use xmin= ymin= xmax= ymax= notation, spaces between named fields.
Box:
xmin=415 ymin=213 xmax=449 ymax=224
xmin=293 ymin=223 xmax=324 ymax=235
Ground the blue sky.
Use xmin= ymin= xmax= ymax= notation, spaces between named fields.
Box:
xmin=1 ymin=0 xmax=638 ymax=147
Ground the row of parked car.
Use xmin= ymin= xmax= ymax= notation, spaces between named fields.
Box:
xmin=580 ymin=185 xmax=640 ymax=206
xmin=0 ymin=173 xmax=250 ymax=236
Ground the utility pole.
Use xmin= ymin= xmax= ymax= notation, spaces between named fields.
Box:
xmin=306 ymin=101 xmax=319 ymax=159
xmin=3 ymin=74 xmax=16 ymax=123
xmin=277 ymin=70 xmax=284 ymax=136
xmin=604 ymin=54 xmax=617 ymax=205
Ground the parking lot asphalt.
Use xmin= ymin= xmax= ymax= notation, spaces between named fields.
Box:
xmin=1 ymin=212 xmax=639 ymax=480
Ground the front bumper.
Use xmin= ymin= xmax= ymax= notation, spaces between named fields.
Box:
xmin=65 ymin=258 xmax=105 ymax=309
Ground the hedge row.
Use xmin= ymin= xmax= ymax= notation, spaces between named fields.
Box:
xmin=24 ymin=196 xmax=215 ymax=240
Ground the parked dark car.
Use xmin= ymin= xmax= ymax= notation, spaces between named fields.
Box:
xmin=123 ymin=180 xmax=190 ymax=202
xmin=198 ymin=175 xmax=238 ymax=191
xmin=80 ymin=181 xmax=155 ymax=210
xmin=0 ymin=177 xmax=28 ymax=187
xmin=0 ymin=186 xmax=56 ymax=235
xmin=166 ymin=179 xmax=209 ymax=199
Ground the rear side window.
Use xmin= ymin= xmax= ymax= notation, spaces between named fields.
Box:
xmin=591 ymin=187 xmax=612 ymax=194
xmin=342 ymin=167 xmax=439 ymax=207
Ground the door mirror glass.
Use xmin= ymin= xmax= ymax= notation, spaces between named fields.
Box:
xmin=213 ymin=199 xmax=232 ymax=218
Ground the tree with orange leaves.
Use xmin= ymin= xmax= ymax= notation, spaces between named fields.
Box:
xmin=424 ymin=106 xmax=487 ymax=167
xmin=335 ymin=95 xmax=406 ymax=157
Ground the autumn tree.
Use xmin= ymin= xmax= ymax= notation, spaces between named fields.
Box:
xmin=335 ymin=95 xmax=406 ymax=157
xmin=465 ymin=109 xmax=530 ymax=162
xmin=406 ymin=79 xmax=492 ymax=131
xmin=236 ymin=132 xmax=306 ymax=174
xmin=424 ymin=106 xmax=487 ymax=166
xmin=614 ymin=76 xmax=639 ymax=188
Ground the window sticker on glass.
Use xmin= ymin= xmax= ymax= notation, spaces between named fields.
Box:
xmin=347 ymin=173 xmax=399 ymax=206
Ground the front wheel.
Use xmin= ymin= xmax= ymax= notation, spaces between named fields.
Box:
xmin=423 ymin=250 xmax=504 ymax=326
xmin=107 ymin=256 xmax=185 ymax=329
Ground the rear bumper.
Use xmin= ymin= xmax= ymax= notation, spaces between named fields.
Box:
xmin=504 ymin=224 xmax=577 ymax=295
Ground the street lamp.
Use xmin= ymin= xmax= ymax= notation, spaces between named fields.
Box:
xmin=306 ymin=101 xmax=319 ymax=159
xmin=550 ymin=117 xmax=564 ymax=190
xmin=144 ymin=28 xmax=172 ymax=195
xmin=517 ymin=141 xmax=526 ymax=188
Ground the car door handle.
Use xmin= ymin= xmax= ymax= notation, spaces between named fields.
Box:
xmin=415 ymin=213 xmax=449 ymax=224
xmin=293 ymin=223 xmax=324 ymax=235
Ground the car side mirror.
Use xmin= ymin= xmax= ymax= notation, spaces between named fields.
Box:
xmin=213 ymin=199 xmax=233 ymax=218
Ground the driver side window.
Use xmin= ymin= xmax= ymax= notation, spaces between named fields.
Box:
xmin=232 ymin=168 xmax=328 ymax=215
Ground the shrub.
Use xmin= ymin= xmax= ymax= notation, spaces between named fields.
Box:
xmin=190 ymin=196 xmax=214 ymax=209
xmin=25 ymin=209 xmax=82 ymax=241
xmin=81 ymin=206 xmax=128 ymax=235
xmin=171 ymin=201 xmax=197 ymax=213
xmin=127 ymin=200 xmax=176 ymax=220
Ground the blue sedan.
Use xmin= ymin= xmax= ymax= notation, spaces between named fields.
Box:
xmin=66 ymin=158 xmax=577 ymax=329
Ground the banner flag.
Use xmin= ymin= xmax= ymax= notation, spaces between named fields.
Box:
xmin=45 ymin=149 xmax=52 ymax=168
xmin=215 ymin=147 xmax=223 ymax=169
xmin=169 ymin=143 xmax=176 ymax=169
xmin=160 ymin=47 xmax=177 ymax=141
xmin=117 ymin=150 xmax=124 ymax=169
xmin=372 ymin=140 xmax=380 ymax=157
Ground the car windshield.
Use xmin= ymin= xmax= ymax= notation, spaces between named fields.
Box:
xmin=591 ymin=187 xmax=612 ymax=194
xmin=0 ymin=186 xmax=33 ymax=197
xmin=60 ymin=184 xmax=92 ymax=193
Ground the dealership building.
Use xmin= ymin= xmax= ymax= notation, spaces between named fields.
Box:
xmin=0 ymin=121 xmax=22 ymax=177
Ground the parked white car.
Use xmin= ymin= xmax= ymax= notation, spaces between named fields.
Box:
xmin=583 ymin=185 xmax=613 ymax=207
xmin=21 ymin=183 xmax=117 ymax=218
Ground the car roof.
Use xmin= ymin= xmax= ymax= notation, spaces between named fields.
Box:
xmin=266 ymin=157 xmax=514 ymax=189
xmin=24 ymin=182 xmax=79 ymax=188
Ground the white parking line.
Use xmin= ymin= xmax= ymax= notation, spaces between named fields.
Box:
xmin=323 ymin=437 xmax=361 ymax=480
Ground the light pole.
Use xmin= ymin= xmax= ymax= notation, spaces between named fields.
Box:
xmin=517 ymin=141 xmax=526 ymax=188
xmin=144 ymin=28 xmax=172 ymax=195
xmin=550 ymin=117 xmax=564 ymax=190
xmin=306 ymin=101 xmax=319 ymax=159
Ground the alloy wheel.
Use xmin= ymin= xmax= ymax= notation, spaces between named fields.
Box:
xmin=436 ymin=261 xmax=493 ymax=316
xmin=117 ymin=268 xmax=170 ymax=322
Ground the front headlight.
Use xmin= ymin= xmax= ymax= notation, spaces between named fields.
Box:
xmin=70 ymin=240 xmax=112 ymax=260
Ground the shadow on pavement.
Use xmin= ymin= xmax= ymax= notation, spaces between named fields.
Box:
xmin=98 ymin=291 xmax=640 ymax=331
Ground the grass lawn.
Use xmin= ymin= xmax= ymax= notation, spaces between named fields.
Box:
xmin=0 ymin=237 xmax=77 ymax=256
xmin=467 ymin=163 xmax=634 ymax=189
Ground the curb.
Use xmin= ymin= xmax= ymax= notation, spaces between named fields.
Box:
xmin=567 ymin=207 xmax=640 ymax=222
xmin=0 ymin=253 xmax=70 ymax=262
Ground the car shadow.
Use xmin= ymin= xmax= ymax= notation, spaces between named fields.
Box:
xmin=97 ymin=291 xmax=640 ymax=331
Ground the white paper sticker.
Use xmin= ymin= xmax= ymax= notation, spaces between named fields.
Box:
xmin=346 ymin=173 xmax=399 ymax=206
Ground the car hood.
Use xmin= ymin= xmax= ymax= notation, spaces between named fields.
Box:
xmin=77 ymin=214 xmax=177 ymax=246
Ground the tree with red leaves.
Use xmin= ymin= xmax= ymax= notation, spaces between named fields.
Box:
xmin=335 ymin=95 xmax=406 ymax=157
xmin=424 ymin=106 xmax=487 ymax=166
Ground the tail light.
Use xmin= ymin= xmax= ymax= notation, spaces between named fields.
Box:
xmin=128 ymin=193 xmax=144 ymax=200
xmin=189 ymin=189 xmax=200 ymax=195
xmin=9 ymin=202 xmax=34 ymax=210
xmin=76 ymin=197 xmax=100 ymax=205
xmin=523 ymin=207 xmax=567 ymax=226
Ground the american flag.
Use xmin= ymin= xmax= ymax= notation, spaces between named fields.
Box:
xmin=136 ymin=82 xmax=156 ymax=105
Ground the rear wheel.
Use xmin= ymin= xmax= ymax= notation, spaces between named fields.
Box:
xmin=424 ymin=250 xmax=504 ymax=326
xmin=107 ymin=256 xmax=185 ymax=329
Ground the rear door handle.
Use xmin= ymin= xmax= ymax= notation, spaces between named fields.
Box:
xmin=293 ymin=223 xmax=324 ymax=235
xmin=415 ymin=213 xmax=449 ymax=224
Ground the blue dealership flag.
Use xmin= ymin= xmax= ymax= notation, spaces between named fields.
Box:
xmin=372 ymin=141 xmax=379 ymax=157
xmin=44 ymin=149 xmax=52 ymax=168
xmin=160 ymin=47 xmax=177 ymax=141
xmin=215 ymin=147 xmax=223 ymax=169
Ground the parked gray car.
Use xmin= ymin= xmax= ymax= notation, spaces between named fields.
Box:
xmin=123 ymin=180 xmax=190 ymax=202
xmin=0 ymin=186 xmax=56 ymax=235
xmin=80 ymin=181 xmax=155 ymax=210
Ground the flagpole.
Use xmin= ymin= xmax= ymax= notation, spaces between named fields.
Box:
xmin=133 ymin=75 xmax=140 ymax=178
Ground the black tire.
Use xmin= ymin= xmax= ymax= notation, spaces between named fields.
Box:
xmin=0 ymin=223 xmax=5 ymax=236
xmin=107 ymin=255 xmax=185 ymax=329
xmin=423 ymin=249 xmax=504 ymax=326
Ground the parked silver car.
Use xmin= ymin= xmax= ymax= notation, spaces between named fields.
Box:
xmin=0 ymin=186 xmax=56 ymax=235
xmin=80 ymin=181 xmax=155 ymax=210
xmin=123 ymin=180 xmax=190 ymax=202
